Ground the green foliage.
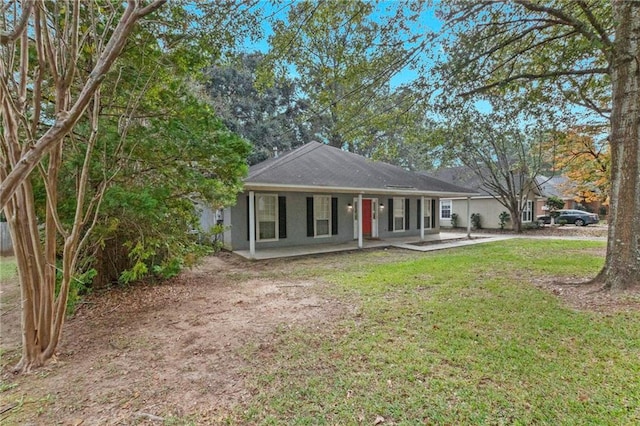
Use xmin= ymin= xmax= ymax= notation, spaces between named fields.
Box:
xmin=265 ymin=0 xmax=428 ymax=154
xmin=34 ymin=5 xmax=254 ymax=290
xmin=470 ymin=212 xmax=481 ymax=230
xmin=498 ymin=211 xmax=510 ymax=230
xmin=54 ymin=265 xmax=96 ymax=315
xmin=433 ymin=2 xmax=612 ymax=122
xmin=207 ymin=53 xmax=310 ymax=165
xmin=546 ymin=195 xmax=565 ymax=212
xmin=450 ymin=213 xmax=459 ymax=228
xmin=558 ymin=219 xmax=568 ymax=226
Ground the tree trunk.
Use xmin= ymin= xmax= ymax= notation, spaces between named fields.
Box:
xmin=599 ymin=1 xmax=640 ymax=291
xmin=510 ymin=207 xmax=523 ymax=233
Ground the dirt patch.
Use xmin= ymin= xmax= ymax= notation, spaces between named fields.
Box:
xmin=531 ymin=276 xmax=640 ymax=314
xmin=0 ymin=253 xmax=349 ymax=424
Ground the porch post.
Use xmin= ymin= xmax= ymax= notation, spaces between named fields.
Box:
xmin=420 ymin=195 xmax=425 ymax=240
xmin=357 ymin=193 xmax=363 ymax=249
xmin=466 ymin=196 xmax=471 ymax=238
xmin=249 ymin=191 xmax=256 ymax=258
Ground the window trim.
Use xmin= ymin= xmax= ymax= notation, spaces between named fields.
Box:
xmin=256 ymin=193 xmax=278 ymax=242
xmin=313 ymin=195 xmax=331 ymax=238
xmin=440 ymin=199 xmax=452 ymax=220
xmin=392 ymin=197 xmax=405 ymax=232
xmin=521 ymin=200 xmax=534 ymax=223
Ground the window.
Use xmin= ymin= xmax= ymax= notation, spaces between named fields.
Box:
xmin=393 ymin=197 xmax=405 ymax=231
xmin=423 ymin=198 xmax=432 ymax=229
xmin=440 ymin=199 xmax=452 ymax=219
xmin=314 ymin=195 xmax=331 ymax=237
xmin=521 ymin=200 xmax=533 ymax=222
xmin=257 ymin=194 xmax=278 ymax=240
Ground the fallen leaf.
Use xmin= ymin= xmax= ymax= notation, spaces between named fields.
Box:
xmin=374 ymin=415 xmax=385 ymax=425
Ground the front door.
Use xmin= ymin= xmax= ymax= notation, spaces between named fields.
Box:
xmin=362 ymin=199 xmax=372 ymax=236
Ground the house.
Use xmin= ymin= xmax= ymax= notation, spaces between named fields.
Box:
xmin=215 ymin=142 xmax=477 ymax=258
xmin=537 ymin=175 xmax=606 ymax=216
xmin=427 ymin=166 xmax=547 ymax=229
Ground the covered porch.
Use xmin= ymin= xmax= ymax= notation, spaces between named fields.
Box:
xmin=244 ymin=191 xmax=476 ymax=260
xmin=234 ymin=231 xmax=510 ymax=260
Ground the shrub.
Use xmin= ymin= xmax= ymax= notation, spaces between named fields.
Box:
xmin=523 ymin=222 xmax=542 ymax=230
xmin=471 ymin=213 xmax=482 ymax=230
xmin=498 ymin=211 xmax=511 ymax=230
xmin=599 ymin=206 xmax=607 ymax=217
xmin=558 ymin=219 xmax=568 ymax=226
xmin=450 ymin=213 xmax=459 ymax=228
xmin=546 ymin=195 xmax=565 ymax=211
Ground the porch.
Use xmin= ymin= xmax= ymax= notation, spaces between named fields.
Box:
xmin=233 ymin=232 xmax=513 ymax=260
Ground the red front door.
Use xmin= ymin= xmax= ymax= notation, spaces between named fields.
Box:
xmin=362 ymin=199 xmax=372 ymax=236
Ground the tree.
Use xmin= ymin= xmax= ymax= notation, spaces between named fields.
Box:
xmin=265 ymin=0 xmax=426 ymax=153
xmin=206 ymin=52 xmax=312 ymax=164
xmin=0 ymin=0 xmax=257 ymax=372
xmin=440 ymin=105 xmax=550 ymax=233
xmin=432 ymin=1 xmax=639 ymax=291
xmin=546 ymin=195 xmax=566 ymax=212
xmin=0 ymin=0 xmax=168 ymax=373
xmin=548 ymin=127 xmax=610 ymax=206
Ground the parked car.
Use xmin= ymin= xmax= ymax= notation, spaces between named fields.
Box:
xmin=537 ymin=209 xmax=600 ymax=226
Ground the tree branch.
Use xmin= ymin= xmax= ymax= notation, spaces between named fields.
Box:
xmin=459 ymin=68 xmax=609 ymax=98
xmin=0 ymin=0 xmax=33 ymax=44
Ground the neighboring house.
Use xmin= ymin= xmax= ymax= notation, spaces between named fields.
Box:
xmin=537 ymin=176 xmax=605 ymax=215
xmin=211 ymin=142 xmax=477 ymax=258
xmin=427 ymin=166 xmax=546 ymax=230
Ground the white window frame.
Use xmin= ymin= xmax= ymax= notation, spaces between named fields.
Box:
xmin=440 ymin=199 xmax=452 ymax=219
xmin=256 ymin=193 xmax=278 ymax=241
xmin=393 ymin=197 xmax=405 ymax=232
xmin=314 ymin=195 xmax=331 ymax=238
xmin=521 ymin=200 xmax=534 ymax=223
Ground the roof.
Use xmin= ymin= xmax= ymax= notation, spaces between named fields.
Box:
xmin=425 ymin=166 xmax=491 ymax=196
xmin=536 ymin=176 xmax=575 ymax=199
xmin=244 ymin=142 xmax=478 ymax=197
xmin=427 ymin=166 xmax=545 ymax=198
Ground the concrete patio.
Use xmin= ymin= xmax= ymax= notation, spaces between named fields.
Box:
xmin=233 ymin=232 xmax=514 ymax=260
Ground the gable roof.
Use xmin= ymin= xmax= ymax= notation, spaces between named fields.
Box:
xmin=535 ymin=175 xmax=575 ymax=200
xmin=244 ymin=142 xmax=477 ymax=197
xmin=427 ymin=166 xmax=544 ymax=198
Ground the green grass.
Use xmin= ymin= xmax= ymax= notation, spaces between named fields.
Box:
xmin=0 ymin=257 xmax=17 ymax=281
xmin=233 ymin=239 xmax=640 ymax=425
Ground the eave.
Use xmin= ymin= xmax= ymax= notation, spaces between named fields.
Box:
xmin=243 ymin=182 xmax=479 ymax=198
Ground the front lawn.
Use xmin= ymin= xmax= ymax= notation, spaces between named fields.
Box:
xmin=236 ymin=239 xmax=640 ymax=425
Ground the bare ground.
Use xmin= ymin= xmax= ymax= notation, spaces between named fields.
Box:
xmin=0 ymin=253 xmax=352 ymax=425
xmin=1 ymin=235 xmax=638 ymax=425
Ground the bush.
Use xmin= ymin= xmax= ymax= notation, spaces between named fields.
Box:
xmin=523 ymin=222 xmax=542 ymax=230
xmin=599 ymin=206 xmax=607 ymax=217
xmin=498 ymin=211 xmax=511 ymax=230
xmin=558 ymin=219 xmax=568 ymax=226
xmin=471 ymin=213 xmax=482 ymax=230
xmin=546 ymin=195 xmax=565 ymax=211
xmin=450 ymin=213 xmax=459 ymax=228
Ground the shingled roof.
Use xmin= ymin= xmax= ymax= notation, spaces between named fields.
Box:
xmin=427 ymin=166 xmax=545 ymax=198
xmin=244 ymin=142 xmax=477 ymax=197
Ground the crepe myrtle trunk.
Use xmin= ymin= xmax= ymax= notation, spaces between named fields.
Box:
xmin=596 ymin=1 xmax=640 ymax=291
